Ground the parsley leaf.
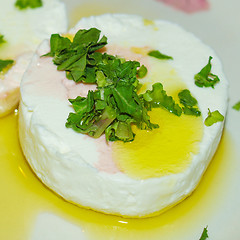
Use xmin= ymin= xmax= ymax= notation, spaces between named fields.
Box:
xmin=66 ymin=93 xmax=117 ymax=139
xmin=194 ymin=56 xmax=220 ymax=88
xmin=15 ymin=0 xmax=43 ymax=9
xmin=0 ymin=59 xmax=14 ymax=72
xmin=43 ymin=28 xmax=107 ymax=83
xmin=204 ymin=109 xmax=224 ymax=126
xmin=0 ymin=36 xmax=14 ymax=72
xmin=44 ymin=34 xmax=71 ymax=58
xmin=199 ymin=226 xmax=209 ymax=240
xmin=140 ymin=83 xmax=182 ymax=116
xmin=137 ymin=65 xmax=147 ymax=78
xmin=178 ymin=89 xmax=201 ymax=116
xmin=105 ymin=119 xmax=135 ymax=142
xmin=0 ymin=34 xmax=6 ymax=45
xmin=148 ymin=50 xmax=173 ymax=60
xmin=233 ymin=101 xmax=240 ymax=111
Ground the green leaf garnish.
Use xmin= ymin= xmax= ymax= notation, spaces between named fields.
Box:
xmin=65 ymin=63 xmax=159 ymax=142
xmin=178 ymin=89 xmax=201 ymax=116
xmin=148 ymin=50 xmax=173 ymax=60
xmin=232 ymin=101 xmax=240 ymax=111
xmin=137 ymin=65 xmax=147 ymax=78
xmin=45 ymin=28 xmax=200 ymax=142
xmin=140 ymin=83 xmax=182 ymax=116
xmin=0 ymin=36 xmax=14 ymax=72
xmin=43 ymin=28 xmax=108 ymax=83
xmin=204 ymin=109 xmax=224 ymax=126
xmin=199 ymin=226 xmax=209 ymax=240
xmin=15 ymin=0 xmax=43 ymax=9
xmin=0 ymin=35 xmax=6 ymax=45
xmin=47 ymin=29 xmax=158 ymax=142
xmin=194 ymin=56 xmax=220 ymax=88
xmin=0 ymin=59 xmax=14 ymax=72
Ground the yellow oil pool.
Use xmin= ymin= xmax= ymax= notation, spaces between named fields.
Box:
xmin=0 ymin=112 xmax=235 ymax=240
xmin=113 ymin=107 xmax=203 ymax=179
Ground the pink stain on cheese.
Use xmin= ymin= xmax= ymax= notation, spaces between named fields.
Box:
xmin=62 ymin=78 xmax=97 ymax=99
xmin=105 ymin=44 xmax=150 ymax=68
xmin=94 ymin=135 xmax=120 ymax=174
xmin=156 ymin=0 xmax=209 ymax=13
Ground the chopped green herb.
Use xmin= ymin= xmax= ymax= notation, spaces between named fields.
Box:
xmin=178 ymin=89 xmax=198 ymax=107
xmin=0 ymin=36 xmax=14 ymax=71
xmin=45 ymin=28 xmax=157 ymax=142
xmin=148 ymin=50 xmax=173 ymax=60
xmin=137 ymin=65 xmax=147 ymax=78
xmin=232 ymin=101 xmax=240 ymax=111
xmin=140 ymin=83 xmax=182 ymax=116
xmin=45 ymin=28 xmax=200 ymax=142
xmin=204 ymin=109 xmax=224 ymax=126
xmin=43 ymin=28 xmax=108 ymax=83
xmin=0 ymin=59 xmax=14 ymax=72
xmin=194 ymin=56 xmax=220 ymax=88
xmin=199 ymin=226 xmax=209 ymax=240
xmin=64 ymin=57 xmax=161 ymax=142
xmin=0 ymin=34 xmax=6 ymax=45
xmin=15 ymin=0 xmax=43 ymax=9
xmin=178 ymin=89 xmax=201 ymax=116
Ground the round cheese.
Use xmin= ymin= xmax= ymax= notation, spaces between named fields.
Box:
xmin=19 ymin=14 xmax=228 ymax=217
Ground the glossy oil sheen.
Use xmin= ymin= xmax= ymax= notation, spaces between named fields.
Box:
xmin=112 ymin=105 xmax=203 ymax=179
xmin=0 ymin=112 xmax=234 ymax=240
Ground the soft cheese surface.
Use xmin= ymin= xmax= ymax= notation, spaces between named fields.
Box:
xmin=19 ymin=14 xmax=228 ymax=217
xmin=0 ymin=0 xmax=67 ymax=116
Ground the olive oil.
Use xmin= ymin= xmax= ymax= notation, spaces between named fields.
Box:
xmin=112 ymin=102 xmax=203 ymax=179
xmin=0 ymin=112 xmax=235 ymax=240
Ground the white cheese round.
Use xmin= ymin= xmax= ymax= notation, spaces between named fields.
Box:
xmin=19 ymin=14 xmax=228 ymax=217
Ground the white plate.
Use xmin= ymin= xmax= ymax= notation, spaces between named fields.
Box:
xmin=1 ymin=0 xmax=239 ymax=239
xmin=33 ymin=0 xmax=240 ymax=238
